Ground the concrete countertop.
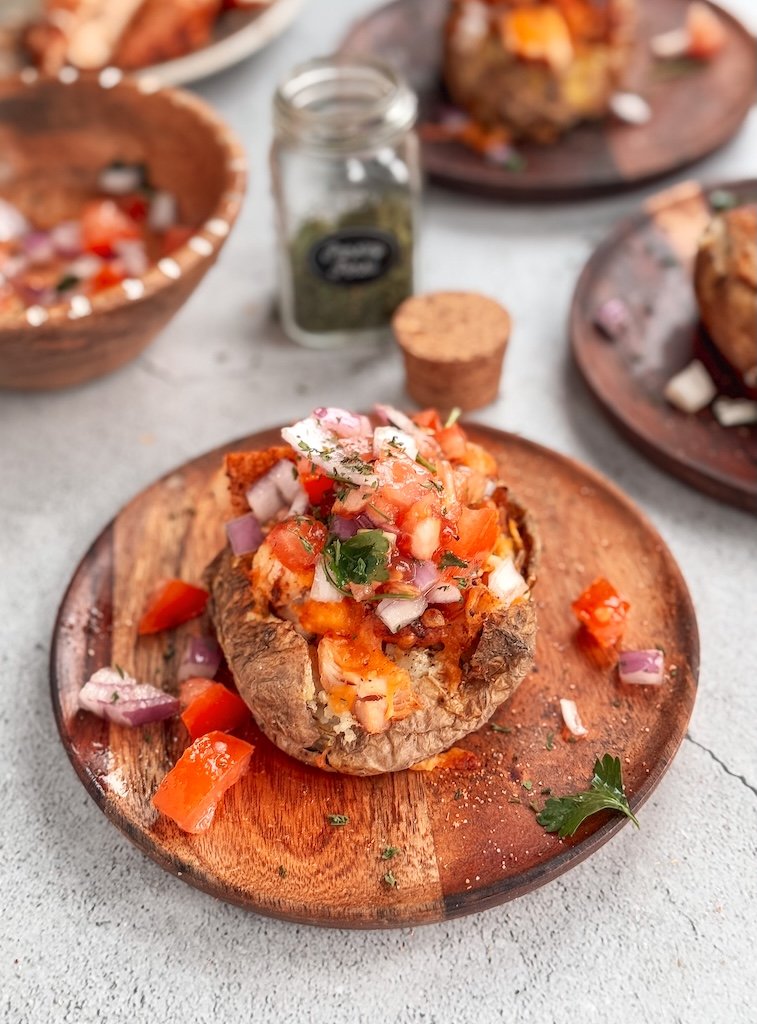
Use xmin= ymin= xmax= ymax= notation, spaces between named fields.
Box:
xmin=1 ymin=1 xmax=755 ymax=1021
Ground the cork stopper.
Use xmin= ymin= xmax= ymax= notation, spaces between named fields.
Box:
xmin=392 ymin=291 xmax=510 ymax=413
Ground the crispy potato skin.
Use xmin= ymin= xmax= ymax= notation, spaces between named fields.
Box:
xmin=206 ymin=488 xmax=539 ymax=776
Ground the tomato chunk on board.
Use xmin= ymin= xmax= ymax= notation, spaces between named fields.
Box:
xmin=572 ymin=577 xmax=630 ymax=648
xmin=181 ymin=683 xmax=251 ymax=740
xmin=138 ymin=579 xmax=209 ymax=635
xmin=152 ymin=731 xmax=254 ymax=833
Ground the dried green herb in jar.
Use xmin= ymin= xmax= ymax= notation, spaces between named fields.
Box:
xmin=289 ymin=193 xmax=414 ymax=334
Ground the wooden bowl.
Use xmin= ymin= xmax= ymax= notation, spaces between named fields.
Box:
xmin=0 ymin=71 xmax=246 ymax=390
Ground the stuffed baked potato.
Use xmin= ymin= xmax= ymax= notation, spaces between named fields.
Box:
xmin=206 ymin=406 xmax=539 ymax=775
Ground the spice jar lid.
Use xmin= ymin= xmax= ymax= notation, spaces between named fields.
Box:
xmin=392 ymin=291 xmax=511 ymax=413
xmin=273 ymin=56 xmax=417 ymax=153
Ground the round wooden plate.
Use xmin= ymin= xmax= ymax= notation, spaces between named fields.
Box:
xmin=51 ymin=426 xmax=698 ymax=928
xmin=338 ymin=0 xmax=756 ymax=200
xmin=571 ymin=178 xmax=757 ymax=512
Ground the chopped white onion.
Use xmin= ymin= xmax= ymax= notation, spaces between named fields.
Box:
xmin=560 ymin=698 xmax=588 ymax=737
xmin=372 ymin=425 xmax=419 ymax=461
xmin=712 ymin=397 xmax=757 ymax=427
xmin=246 ymin=467 xmax=289 ymax=523
xmin=610 ymin=92 xmax=652 ymax=126
xmin=664 ymin=360 xmax=717 ymax=413
xmin=282 ymin=417 xmax=375 ymax=487
xmin=68 ymin=254 xmax=103 ymax=280
xmin=650 ymin=27 xmax=689 ymax=59
xmin=114 ymin=239 xmax=148 ymax=277
xmin=51 ymin=220 xmax=83 ymax=257
xmin=426 ymin=583 xmax=463 ymax=604
xmin=618 ymin=649 xmax=665 ymax=686
xmin=266 ymin=459 xmax=302 ymax=503
xmin=310 ymin=558 xmax=344 ymax=603
xmin=288 ymin=488 xmax=309 ymax=516
xmin=148 ymin=190 xmax=178 ymax=232
xmin=0 ymin=198 xmax=29 ymax=242
xmin=487 ymin=556 xmax=528 ymax=606
xmin=376 ymin=594 xmax=427 ymax=633
xmin=98 ymin=164 xmax=143 ymax=196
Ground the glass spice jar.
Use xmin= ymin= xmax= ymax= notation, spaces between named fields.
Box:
xmin=271 ymin=56 xmax=421 ymax=349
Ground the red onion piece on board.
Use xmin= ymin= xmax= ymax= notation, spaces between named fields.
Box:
xmin=177 ymin=636 xmax=222 ymax=682
xmin=413 ymin=559 xmax=439 ymax=592
xmin=593 ymin=298 xmax=631 ymax=340
xmin=79 ymin=668 xmax=179 ymax=727
xmin=226 ymin=511 xmax=263 ymax=556
xmin=618 ymin=649 xmax=664 ymax=685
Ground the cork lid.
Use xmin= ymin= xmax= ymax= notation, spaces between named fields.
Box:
xmin=392 ymin=291 xmax=511 ymax=412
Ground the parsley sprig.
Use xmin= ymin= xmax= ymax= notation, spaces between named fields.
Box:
xmin=323 ymin=530 xmax=390 ymax=593
xmin=536 ymin=754 xmax=639 ymax=838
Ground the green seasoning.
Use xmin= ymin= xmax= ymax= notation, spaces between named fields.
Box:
xmin=289 ymin=193 xmax=413 ymax=335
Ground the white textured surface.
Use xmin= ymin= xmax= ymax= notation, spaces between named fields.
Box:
xmin=1 ymin=2 xmax=756 ymax=1021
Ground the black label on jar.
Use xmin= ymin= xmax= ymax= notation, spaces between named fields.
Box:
xmin=308 ymin=228 xmax=398 ymax=286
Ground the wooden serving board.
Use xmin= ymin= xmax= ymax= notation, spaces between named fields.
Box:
xmin=338 ymin=0 xmax=756 ymax=200
xmin=571 ymin=178 xmax=757 ymax=513
xmin=51 ymin=426 xmax=698 ymax=928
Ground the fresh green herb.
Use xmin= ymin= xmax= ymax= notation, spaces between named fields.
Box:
xmin=540 ymin=787 xmax=552 ymax=796
xmin=453 ymin=789 xmax=463 ymax=801
xmin=360 ymin=591 xmax=418 ymax=602
xmin=490 ymin=723 xmax=512 ymax=734
xmin=444 ymin=407 xmax=462 ymax=428
xmin=545 ymin=731 xmax=555 ymax=751
xmin=278 ymin=865 xmax=287 ymax=878
xmin=323 ymin=530 xmax=390 ymax=593
xmin=536 ymin=754 xmax=639 ymax=838
xmin=114 ymin=664 xmax=126 ymax=679
xmin=291 ymin=465 xmax=299 ymax=481
xmin=415 ymin=453 xmax=437 ymax=474
xmin=651 ymin=56 xmax=702 ymax=81
xmin=327 ymin=814 xmax=350 ymax=827
xmin=502 ymin=151 xmax=527 ymax=173
xmin=162 ymin=643 xmax=175 ymax=662
xmin=522 ymin=780 xmax=533 ymax=792
xmin=110 ymin=692 xmax=119 ymax=703
xmin=709 ymin=189 xmax=738 ymax=212
xmin=508 ymin=796 xmax=521 ymax=805
xmin=383 ymin=870 xmax=398 ymax=888
xmin=381 ymin=847 xmax=400 ymax=860
xmin=56 ymin=274 xmax=80 ymax=293
xmin=299 ymin=536 xmax=314 ymax=555
xmin=440 ymin=552 xmax=468 ymax=570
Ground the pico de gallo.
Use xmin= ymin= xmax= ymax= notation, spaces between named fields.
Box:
xmin=225 ymin=405 xmax=533 ymax=738
xmin=0 ymin=161 xmax=193 ymax=320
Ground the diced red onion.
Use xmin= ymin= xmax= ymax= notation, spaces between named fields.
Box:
xmin=593 ymin=298 xmax=631 ymax=340
xmin=22 ymin=231 xmax=55 ymax=264
xmin=266 ymin=459 xmax=302 ymax=503
xmin=413 ymin=559 xmax=440 ymax=592
xmin=114 ymin=239 xmax=148 ymax=277
xmin=246 ymin=472 xmax=286 ymax=523
xmin=376 ymin=594 xmax=427 ymax=633
xmin=148 ymin=190 xmax=178 ymax=232
xmin=98 ymin=164 xmax=143 ymax=195
xmin=68 ymin=254 xmax=103 ymax=280
xmin=372 ymin=425 xmax=418 ymax=461
xmin=177 ymin=636 xmax=222 ymax=682
xmin=79 ymin=667 xmax=179 ymax=727
xmin=226 ymin=511 xmax=263 ymax=556
xmin=560 ymin=698 xmax=588 ymax=737
xmin=426 ymin=583 xmax=462 ymax=604
xmin=0 ymin=198 xmax=29 ymax=242
xmin=618 ymin=649 xmax=664 ymax=686
xmin=51 ymin=220 xmax=83 ymax=258
xmin=312 ymin=407 xmax=371 ymax=438
xmin=331 ymin=515 xmax=358 ymax=540
xmin=487 ymin=556 xmax=528 ymax=606
xmin=310 ymin=558 xmax=344 ymax=603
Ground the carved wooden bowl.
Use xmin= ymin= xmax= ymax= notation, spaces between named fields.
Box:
xmin=0 ymin=70 xmax=246 ymax=390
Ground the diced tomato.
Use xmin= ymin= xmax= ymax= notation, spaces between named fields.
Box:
xmin=162 ymin=225 xmax=193 ymax=255
xmin=448 ymin=506 xmax=499 ymax=562
xmin=436 ymin=423 xmax=468 ymax=461
xmin=399 ymin=494 xmax=442 ymax=560
xmin=267 ymin=517 xmax=326 ymax=573
xmin=118 ymin=193 xmax=149 ymax=223
xmin=686 ymin=2 xmax=726 ymax=59
xmin=572 ymin=577 xmax=630 ymax=649
xmin=375 ymin=459 xmax=432 ymax=515
xmin=501 ymin=6 xmax=574 ymax=72
xmin=90 ymin=263 xmax=125 ymax=292
xmin=152 ymin=730 xmax=253 ymax=833
xmin=413 ymin=409 xmax=443 ymax=431
xmin=297 ymin=460 xmax=335 ymax=508
xmin=181 ymin=683 xmax=250 ymax=740
xmin=138 ymin=579 xmax=209 ymax=635
xmin=81 ymin=199 xmax=141 ymax=257
xmin=179 ymin=676 xmax=214 ymax=709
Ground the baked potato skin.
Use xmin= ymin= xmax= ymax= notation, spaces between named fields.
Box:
xmin=206 ymin=546 xmax=537 ymax=775
xmin=694 ymin=204 xmax=757 ymax=382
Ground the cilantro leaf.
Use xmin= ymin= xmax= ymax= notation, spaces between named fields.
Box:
xmin=536 ymin=754 xmax=639 ymax=838
xmin=439 ymin=551 xmax=467 ymax=570
xmin=327 ymin=814 xmax=349 ymax=827
xmin=323 ymin=530 xmax=390 ymax=593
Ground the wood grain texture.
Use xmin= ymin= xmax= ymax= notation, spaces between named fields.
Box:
xmin=0 ymin=74 xmax=245 ymax=390
xmin=51 ymin=426 xmax=699 ymax=927
xmin=571 ymin=178 xmax=757 ymax=512
xmin=338 ymin=0 xmax=756 ymax=200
